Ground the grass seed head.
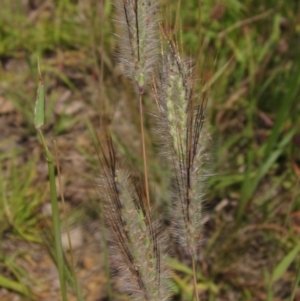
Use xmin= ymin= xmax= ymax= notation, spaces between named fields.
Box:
xmin=156 ymin=48 xmax=210 ymax=257
xmin=98 ymin=135 xmax=169 ymax=301
xmin=114 ymin=0 xmax=159 ymax=93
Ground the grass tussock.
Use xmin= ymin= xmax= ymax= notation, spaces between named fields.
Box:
xmin=98 ymin=0 xmax=210 ymax=300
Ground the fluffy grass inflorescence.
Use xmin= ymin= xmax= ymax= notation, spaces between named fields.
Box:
xmin=98 ymin=134 xmax=169 ymax=301
xmin=114 ymin=0 xmax=159 ymax=93
xmin=154 ymin=43 xmax=210 ymax=301
xmin=100 ymin=0 xmax=209 ymax=300
xmin=156 ymin=45 xmax=210 ymax=258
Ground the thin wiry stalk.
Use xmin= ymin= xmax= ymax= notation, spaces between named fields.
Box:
xmin=114 ymin=0 xmax=159 ymax=215
xmin=98 ymin=133 xmax=169 ymax=301
xmin=114 ymin=0 xmax=159 ymax=93
xmin=139 ymin=93 xmax=151 ymax=213
xmin=156 ymin=45 xmax=210 ymax=300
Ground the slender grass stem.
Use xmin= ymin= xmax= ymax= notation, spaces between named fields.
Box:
xmin=139 ymin=93 xmax=151 ymax=211
xmin=37 ymin=130 xmax=68 ymax=301
xmin=101 ymin=210 xmax=113 ymax=301
xmin=191 ymin=257 xmax=199 ymax=301
xmin=54 ymin=141 xmax=84 ymax=301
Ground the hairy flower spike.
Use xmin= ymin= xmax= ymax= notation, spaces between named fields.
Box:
xmin=157 ymin=49 xmax=209 ymax=258
xmin=98 ymin=134 xmax=169 ymax=301
xmin=115 ymin=0 xmax=159 ymax=93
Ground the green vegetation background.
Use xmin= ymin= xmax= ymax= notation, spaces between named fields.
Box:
xmin=0 ymin=0 xmax=299 ymax=300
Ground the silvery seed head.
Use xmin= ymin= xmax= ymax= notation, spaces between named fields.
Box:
xmin=156 ymin=49 xmax=210 ymax=258
xmin=114 ymin=0 xmax=159 ymax=94
xmin=98 ymin=135 xmax=170 ymax=301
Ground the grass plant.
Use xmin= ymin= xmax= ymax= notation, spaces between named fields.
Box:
xmin=96 ymin=0 xmax=210 ymax=300
xmin=0 ymin=253 xmax=32 ymax=298
xmin=0 ymin=156 xmax=43 ymax=242
xmin=34 ymin=65 xmax=68 ymax=301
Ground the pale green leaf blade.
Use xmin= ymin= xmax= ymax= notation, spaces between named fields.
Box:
xmin=34 ymin=63 xmax=45 ymax=129
xmin=0 ymin=275 xmax=30 ymax=297
xmin=272 ymin=243 xmax=300 ymax=282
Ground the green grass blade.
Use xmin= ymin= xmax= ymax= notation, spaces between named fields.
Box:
xmin=0 ymin=275 xmax=31 ymax=297
xmin=251 ymin=128 xmax=296 ymax=198
xmin=263 ymin=66 xmax=300 ymax=160
xmin=264 ymin=269 xmax=273 ymax=301
xmin=36 ymin=130 xmax=68 ymax=301
xmin=34 ymin=68 xmax=68 ymax=301
xmin=34 ymin=60 xmax=44 ymax=129
xmin=238 ymin=128 xmax=296 ymax=219
xmin=272 ymin=243 xmax=300 ymax=282
xmin=290 ymin=261 xmax=300 ymax=301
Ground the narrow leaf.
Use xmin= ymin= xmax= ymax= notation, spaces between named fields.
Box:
xmin=272 ymin=243 xmax=300 ymax=282
xmin=34 ymin=61 xmax=45 ymax=129
xmin=0 ymin=275 xmax=30 ymax=297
